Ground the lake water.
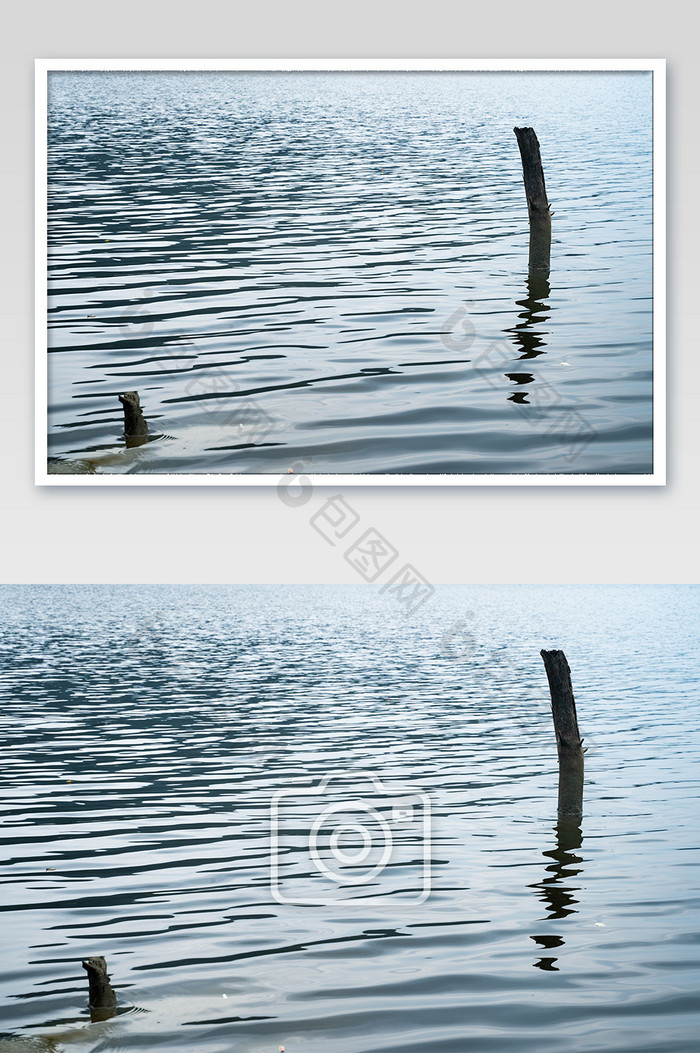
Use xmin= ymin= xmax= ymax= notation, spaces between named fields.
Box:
xmin=45 ymin=70 xmax=654 ymax=476
xmin=1 ymin=584 xmax=698 ymax=1051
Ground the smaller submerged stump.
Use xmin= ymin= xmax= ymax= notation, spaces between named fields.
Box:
xmin=540 ymin=649 xmax=584 ymax=818
xmin=514 ymin=127 xmax=552 ymax=276
xmin=82 ymin=956 xmax=117 ymax=1022
xmin=118 ymin=390 xmax=148 ymax=444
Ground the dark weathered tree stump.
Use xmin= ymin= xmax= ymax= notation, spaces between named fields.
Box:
xmin=540 ymin=649 xmax=584 ymax=818
xmin=82 ymin=956 xmax=117 ymax=1021
xmin=118 ymin=390 xmax=149 ymax=442
xmin=514 ymin=127 xmax=551 ymax=276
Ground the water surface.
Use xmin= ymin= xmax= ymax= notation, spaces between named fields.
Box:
xmin=1 ymin=585 xmax=698 ymax=1050
xmin=46 ymin=71 xmax=655 ymax=475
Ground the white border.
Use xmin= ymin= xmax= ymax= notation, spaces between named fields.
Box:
xmin=35 ymin=58 xmax=666 ymax=487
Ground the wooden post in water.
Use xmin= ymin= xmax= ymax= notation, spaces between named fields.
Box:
xmin=514 ymin=127 xmax=551 ymax=276
xmin=540 ymin=649 xmax=584 ymax=818
xmin=82 ymin=956 xmax=117 ymax=1022
xmin=118 ymin=390 xmax=149 ymax=448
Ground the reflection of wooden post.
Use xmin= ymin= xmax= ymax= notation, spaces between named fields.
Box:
xmin=540 ymin=649 xmax=584 ymax=818
xmin=514 ymin=127 xmax=551 ymax=276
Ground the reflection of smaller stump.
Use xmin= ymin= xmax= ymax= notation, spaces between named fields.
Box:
xmin=82 ymin=956 xmax=117 ymax=1021
xmin=118 ymin=391 xmax=149 ymax=444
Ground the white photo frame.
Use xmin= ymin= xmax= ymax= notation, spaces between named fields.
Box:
xmin=35 ymin=58 xmax=665 ymax=486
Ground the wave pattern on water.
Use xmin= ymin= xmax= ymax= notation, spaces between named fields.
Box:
xmin=1 ymin=585 xmax=699 ymax=1051
xmin=46 ymin=71 xmax=654 ymax=475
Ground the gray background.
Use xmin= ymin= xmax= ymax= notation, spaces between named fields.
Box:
xmin=3 ymin=3 xmax=695 ymax=583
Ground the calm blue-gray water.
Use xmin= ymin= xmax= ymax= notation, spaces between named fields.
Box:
xmin=46 ymin=71 xmax=654 ymax=475
xmin=1 ymin=585 xmax=698 ymax=1051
